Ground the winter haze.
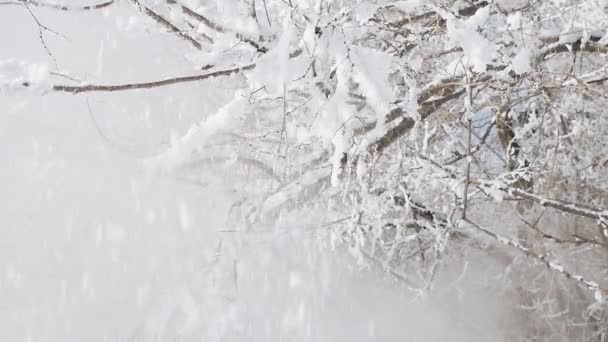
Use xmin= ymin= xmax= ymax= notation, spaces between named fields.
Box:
xmin=1 ymin=0 xmax=608 ymax=341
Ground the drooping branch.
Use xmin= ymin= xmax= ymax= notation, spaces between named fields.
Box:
xmin=464 ymin=217 xmax=604 ymax=293
xmin=179 ymin=3 xmax=267 ymax=53
xmin=476 ymin=180 xmax=608 ymax=226
xmin=130 ymin=0 xmax=211 ymax=49
xmin=50 ymin=63 xmax=255 ymax=94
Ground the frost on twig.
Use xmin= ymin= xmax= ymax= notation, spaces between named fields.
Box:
xmin=464 ymin=218 xmax=603 ymax=293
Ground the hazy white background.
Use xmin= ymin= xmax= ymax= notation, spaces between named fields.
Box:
xmin=0 ymin=2 xmax=507 ymax=340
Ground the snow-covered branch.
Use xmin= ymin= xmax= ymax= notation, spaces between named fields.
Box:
xmin=49 ymin=63 xmax=254 ymax=93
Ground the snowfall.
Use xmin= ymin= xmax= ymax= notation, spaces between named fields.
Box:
xmin=0 ymin=2 xmax=506 ymax=341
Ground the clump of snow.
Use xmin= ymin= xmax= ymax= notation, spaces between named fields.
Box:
xmin=507 ymin=12 xmax=522 ymax=30
xmin=595 ymin=289 xmax=606 ymax=303
xmin=445 ymin=7 xmax=497 ymax=73
xmin=251 ymin=18 xmax=295 ymax=95
xmin=144 ymin=94 xmax=247 ymax=171
xmin=177 ymin=199 xmax=192 ymax=231
xmin=353 ymin=1 xmax=379 ymax=23
xmin=394 ymin=0 xmax=423 ymax=12
xmin=331 ymin=131 xmax=349 ymax=187
xmin=511 ymin=48 xmax=532 ymax=74
xmin=116 ymin=16 xmax=146 ymax=33
xmin=548 ymin=262 xmax=564 ymax=273
xmin=351 ymin=46 xmax=396 ymax=138
xmin=0 ymin=59 xmax=50 ymax=93
xmin=288 ymin=271 xmax=303 ymax=288
xmin=487 ymin=182 xmax=505 ymax=202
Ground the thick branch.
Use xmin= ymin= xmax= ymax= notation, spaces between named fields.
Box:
xmin=539 ymin=36 xmax=608 ymax=61
xmin=51 ymin=64 xmax=255 ymax=94
xmin=9 ymin=0 xmax=114 ymax=10
xmin=369 ymin=88 xmax=467 ymax=154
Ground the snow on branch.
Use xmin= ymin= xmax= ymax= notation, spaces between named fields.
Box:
xmin=0 ymin=59 xmax=50 ymax=92
xmin=49 ymin=63 xmax=254 ymax=94
xmin=464 ymin=217 xmax=604 ymax=295
xmin=178 ymin=3 xmax=267 ymax=53
xmin=130 ymin=0 xmax=210 ymax=48
xmin=476 ymin=180 xmax=608 ymax=227
xmin=4 ymin=0 xmax=114 ymax=11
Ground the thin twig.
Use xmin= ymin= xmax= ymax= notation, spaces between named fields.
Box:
xmin=462 ymin=73 xmax=474 ymax=218
xmin=444 ymin=121 xmax=495 ymax=165
xmin=262 ymin=0 xmax=272 ymax=27
xmin=23 ymin=2 xmax=60 ymax=70
xmin=462 ymin=118 xmax=472 ymax=218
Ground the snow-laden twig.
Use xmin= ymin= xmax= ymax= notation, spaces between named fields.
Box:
xmin=463 ymin=217 xmax=603 ymax=293
xmin=178 ymin=3 xmax=267 ymax=53
xmin=476 ymin=180 xmax=608 ymax=227
xmin=462 ymin=75 xmax=474 ymax=219
xmin=130 ymin=0 xmax=210 ymax=48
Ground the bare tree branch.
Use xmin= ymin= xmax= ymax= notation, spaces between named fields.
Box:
xmin=50 ymin=63 xmax=255 ymax=94
xmin=476 ymin=180 xmax=608 ymax=227
xmin=5 ymin=0 xmax=114 ymax=10
xmin=23 ymin=2 xmax=61 ymax=70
